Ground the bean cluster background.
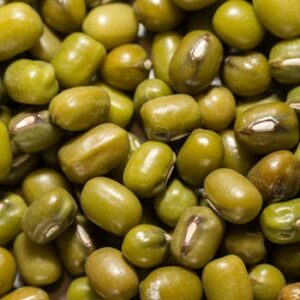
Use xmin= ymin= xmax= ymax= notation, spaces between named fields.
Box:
xmin=0 ymin=0 xmax=300 ymax=299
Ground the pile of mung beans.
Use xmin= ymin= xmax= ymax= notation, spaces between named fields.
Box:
xmin=0 ymin=0 xmax=300 ymax=299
